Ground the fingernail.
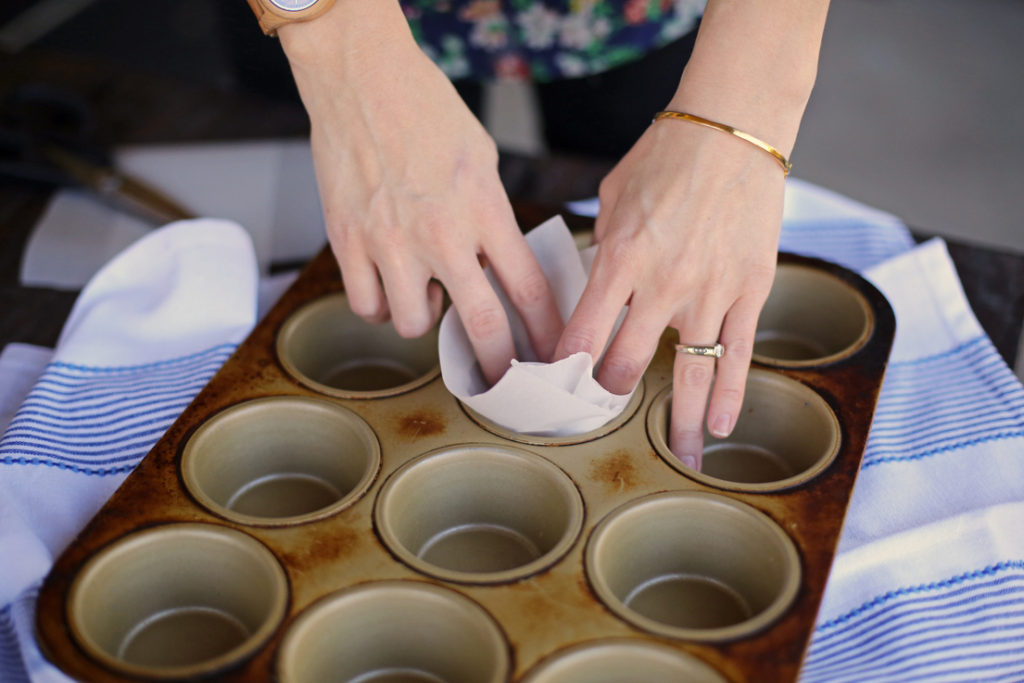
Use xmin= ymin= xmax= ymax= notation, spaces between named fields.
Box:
xmin=711 ymin=414 xmax=732 ymax=438
xmin=678 ymin=454 xmax=697 ymax=470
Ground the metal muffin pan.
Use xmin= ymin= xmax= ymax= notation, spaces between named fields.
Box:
xmin=36 ymin=247 xmax=894 ymax=682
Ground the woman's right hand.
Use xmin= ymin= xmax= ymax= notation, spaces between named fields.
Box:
xmin=279 ymin=0 xmax=563 ymax=386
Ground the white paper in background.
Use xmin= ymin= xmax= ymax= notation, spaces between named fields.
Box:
xmin=20 ymin=139 xmax=325 ymax=289
xmin=439 ymin=216 xmax=632 ymax=436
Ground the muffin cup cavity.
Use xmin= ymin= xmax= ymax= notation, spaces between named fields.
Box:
xmin=647 ymin=369 xmax=841 ymax=491
xmin=753 ymin=263 xmax=873 ymax=366
xmin=586 ymin=491 xmax=800 ymax=642
xmin=277 ymin=293 xmax=440 ymax=398
xmin=276 ymin=581 xmax=509 ymax=683
xmin=375 ymin=444 xmax=584 ymax=584
xmin=181 ymin=396 xmax=380 ymax=526
xmin=522 ymin=640 xmax=725 ymax=683
xmin=68 ymin=524 xmax=288 ymax=679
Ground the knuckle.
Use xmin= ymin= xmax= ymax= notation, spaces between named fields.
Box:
xmin=508 ymin=269 xmax=551 ymax=311
xmin=746 ymin=261 xmax=778 ymax=294
xmin=600 ymin=354 xmax=645 ymax=388
xmin=679 ymin=361 xmax=713 ymax=388
xmin=715 ymin=385 xmax=744 ymax=410
xmin=462 ymin=304 xmax=506 ymax=342
xmin=560 ymin=329 xmax=598 ymax=356
xmin=723 ymin=336 xmax=753 ymax=361
xmin=600 ymin=237 xmax=638 ymax=270
xmin=393 ymin=311 xmax=431 ymax=339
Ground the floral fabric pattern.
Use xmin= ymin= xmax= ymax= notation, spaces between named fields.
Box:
xmin=403 ymin=0 xmax=706 ymax=82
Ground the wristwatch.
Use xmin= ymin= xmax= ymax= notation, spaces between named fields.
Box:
xmin=245 ymin=0 xmax=336 ymax=36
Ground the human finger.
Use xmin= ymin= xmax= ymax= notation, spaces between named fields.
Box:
xmin=376 ymin=254 xmax=437 ymax=339
xmin=704 ymin=293 xmax=764 ymax=440
xmin=443 ymin=256 xmax=517 ymax=387
xmin=594 ymin=301 xmax=669 ymax=395
xmin=669 ymin=311 xmax=727 ymax=471
xmin=553 ymin=251 xmax=632 ymax=364
xmin=334 ymin=242 xmax=390 ymax=324
xmin=484 ymin=223 xmax=564 ymax=362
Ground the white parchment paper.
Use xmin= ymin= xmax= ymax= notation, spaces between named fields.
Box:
xmin=439 ymin=216 xmax=632 ymax=436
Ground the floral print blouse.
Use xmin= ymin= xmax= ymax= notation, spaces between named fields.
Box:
xmin=401 ymin=0 xmax=706 ymax=82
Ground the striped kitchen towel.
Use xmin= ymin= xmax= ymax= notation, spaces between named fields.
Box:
xmin=2 ymin=180 xmax=1023 ymax=681
xmin=0 ymin=218 xmax=258 ymax=683
xmin=800 ymin=237 xmax=1024 ymax=682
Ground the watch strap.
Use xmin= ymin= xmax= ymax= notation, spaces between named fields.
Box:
xmin=246 ymin=0 xmax=336 ymax=36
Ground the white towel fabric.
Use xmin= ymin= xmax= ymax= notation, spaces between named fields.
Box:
xmin=802 ymin=238 xmax=1024 ymax=682
xmin=2 ymin=180 xmax=1023 ymax=681
xmin=1 ymin=218 xmax=259 ymax=683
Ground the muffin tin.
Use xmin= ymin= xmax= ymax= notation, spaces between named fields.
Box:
xmin=36 ymin=238 xmax=894 ymax=682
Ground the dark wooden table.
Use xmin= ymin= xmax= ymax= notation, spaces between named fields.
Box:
xmin=2 ymin=48 xmax=1022 ymax=370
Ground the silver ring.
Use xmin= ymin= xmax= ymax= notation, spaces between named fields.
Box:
xmin=676 ymin=343 xmax=725 ymax=358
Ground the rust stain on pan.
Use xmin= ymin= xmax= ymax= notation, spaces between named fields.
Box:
xmin=279 ymin=527 xmax=362 ymax=575
xmin=395 ymin=410 xmax=447 ymax=439
xmin=588 ymin=449 xmax=640 ymax=494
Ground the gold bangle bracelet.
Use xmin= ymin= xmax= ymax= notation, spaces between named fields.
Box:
xmin=652 ymin=110 xmax=792 ymax=176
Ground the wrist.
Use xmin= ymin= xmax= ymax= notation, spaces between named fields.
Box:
xmin=666 ymin=78 xmax=809 ymax=159
xmin=279 ymin=0 xmax=417 ymax=71
xmin=667 ymin=0 xmax=828 ymax=156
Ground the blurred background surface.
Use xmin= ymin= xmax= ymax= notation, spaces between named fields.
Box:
xmin=2 ymin=0 xmax=1022 ymax=375
xmin=2 ymin=0 xmax=1021 ymax=253
xmin=486 ymin=0 xmax=1024 ymax=255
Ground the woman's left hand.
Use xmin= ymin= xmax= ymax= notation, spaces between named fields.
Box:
xmin=553 ymin=117 xmax=786 ymax=469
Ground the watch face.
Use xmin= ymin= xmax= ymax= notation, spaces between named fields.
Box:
xmin=269 ymin=0 xmax=318 ymax=11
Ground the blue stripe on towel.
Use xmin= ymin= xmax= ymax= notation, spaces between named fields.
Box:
xmin=28 ymin=364 xmax=223 ymax=403
xmin=862 ymin=335 xmax=1024 ymax=469
xmin=35 ymin=350 xmax=229 ymax=385
xmin=45 ymin=343 xmax=236 ymax=373
xmin=780 ymin=217 xmax=916 ymax=272
xmin=13 ymin=390 xmax=206 ymax=424
xmin=803 ymin=563 xmax=1024 ymax=682
xmin=0 ymin=344 xmax=234 ymax=476
xmin=0 ymin=604 xmax=29 ymax=683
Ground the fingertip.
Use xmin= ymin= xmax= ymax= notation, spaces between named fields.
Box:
xmin=710 ymin=413 xmax=734 ymax=439
xmin=669 ymin=428 xmax=704 ymax=472
xmin=349 ymin=297 xmax=390 ymax=325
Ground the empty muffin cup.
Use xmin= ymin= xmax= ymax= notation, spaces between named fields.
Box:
xmin=181 ymin=396 xmax=380 ymax=525
xmin=586 ymin=491 xmax=800 ymax=642
xmin=277 ymin=293 xmax=440 ymax=398
xmin=276 ymin=581 xmax=509 ymax=683
xmin=753 ymin=263 xmax=873 ymax=366
xmin=68 ymin=523 xmax=288 ymax=679
xmin=522 ymin=640 xmax=725 ymax=683
xmin=647 ymin=369 xmax=841 ymax=491
xmin=375 ymin=444 xmax=584 ymax=583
